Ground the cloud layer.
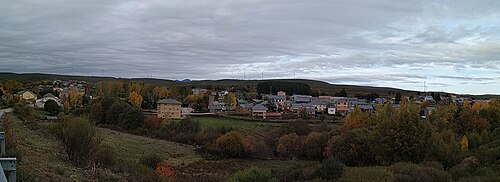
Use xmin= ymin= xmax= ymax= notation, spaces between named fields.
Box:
xmin=1 ymin=0 xmax=500 ymax=94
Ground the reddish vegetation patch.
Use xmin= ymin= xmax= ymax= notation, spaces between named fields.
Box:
xmin=175 ymin=160 xmax=250 ymax=182
xmin=156 ymin=163 xmax=176 ymax=181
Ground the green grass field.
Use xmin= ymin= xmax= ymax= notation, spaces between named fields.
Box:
xmin=191 ymin=116 xmax=282 ymax=135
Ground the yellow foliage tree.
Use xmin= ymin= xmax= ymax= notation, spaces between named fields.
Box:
xmin=463 ymin=100 xmax=471 ymax=108
xmin=460 ymin=135 xmax=469 ymax=152
xmin=224 ymin=92 xmax=237 ymax=108
xmin=343 ymin=107 xmax=370 ymax=130
xmin=69 ymin=89 xmax=83 ymax=108
xmin=472 ymin=102 xmax=487 ymax=112
xmin=128 ymin=91 xmax=143 ymax=108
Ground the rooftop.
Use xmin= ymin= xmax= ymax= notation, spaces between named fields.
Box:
xmin=157 ymin=99 xmax=181 ymax=104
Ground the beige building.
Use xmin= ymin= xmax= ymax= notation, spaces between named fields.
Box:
xmin=157 ymin=99 xmax=182 ymax=119
xmin=252 ymin=104 xmax=268 ymax=119
xmin=18 ymin=91 xmax=37 ymax=101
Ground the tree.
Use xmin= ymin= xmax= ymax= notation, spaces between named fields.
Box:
xmin=214 ymin=131 xmax=246 ymax=157
xmin=298 ymin=108 xmax=309 ymax=120
xmin=44 ymin=99 xmax=61 ymax=116
xmin=128 ymin=91 xmax=143 ymax=108
xmin=395 ymin=93 xmax=402 ymax=104
xmin=335 ymin=88 xmax=348 ymax=97
xmin=276 ymin=133 xmax=302 ymax=158
xmin=325 ymin=128 xmax=376 ymax=166
xmin=224 ymin=92 xmax=237 ymax=109
xmin=460 ymin=135 xmax=469 ymax=152
xmin=343 ymin=107 xmax=369 ymax=130
xmin=373 ymin=99 xmax=433 ymax=165
xmin=302 ymin=132 xmax=328 ymax=159
xmin=68 ymin=89 xmax=83 ymax=108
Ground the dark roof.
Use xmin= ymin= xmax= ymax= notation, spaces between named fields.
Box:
xmin=252 ymin=104 xmax=268 ymax=111
xmin=157 ymin=99 xmax=181 ymax=104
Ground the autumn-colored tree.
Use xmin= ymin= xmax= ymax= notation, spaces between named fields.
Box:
xmin=276 ymin=133 xmax=302 ymax=158
xmin=429 ymin=104 xmax=457 ymax=131
xmin=143 ymin=115 xmax=163 ymax=129
xmin=425 ymin=130 xmax=461 ymax=168
xmin=472 ymin=102 xmax=488 ymax=112
xmin=68 ymin=89 xmax=83 ymax=108
xmin=457 ymin=108 xmax=490 ymax=134
xmin=214 ymin=131 xmax=246 ymax=157
xmin=460 ymin=135 xmax=469 ymax=152
xmin=325 ymin=128 xmax=376 ymax=166
xmin=420 ymin=100 xmax=431 ymax=109
xmin=463 ymin=100 xmax=471 ymax=108
xmin=224 ymin=92 xmax=237 ymax=109
xmin=371 ymin=103 xmax=394 ymax=124
xmin=301 ymin=132 xmax=328 ymax=159
xmin=343 ymin=107 xmax=370 ymax=130
xmin=128 ymin=91 xmax=143 ymax=108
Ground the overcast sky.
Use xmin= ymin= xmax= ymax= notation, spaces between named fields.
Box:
xmin=1 ymin=0 xmax=500 ymax=94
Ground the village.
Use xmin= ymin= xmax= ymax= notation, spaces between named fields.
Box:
xmin=4 ymin=78 xmax=493 ymax=123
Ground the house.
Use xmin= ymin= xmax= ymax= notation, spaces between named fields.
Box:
xmin=35 ymin=93 xmax=61 ymax=108
xmin=327 ymin=107 xmax=336 ymax=115
xmin=252 ymin=104 xmax=268 ymax=119
xmin=277 ymin=91 xmax=286 ymax=96
xmin=236 ymin=103 xmax=253 ymax=114
xmin=17 ymin=91 xmax=37 ymax=101
xmin=181 ymin=107 xmax=193 ymax=118
xmin=292 ymin=95 xmax=312 ymax=103
xmin=267 ymin=95 xmax=286 ymax=106
xmin=290 ymin=103 xmax=316 ymax=116
xmin=208 ymin=101 xmax=226 ymax=113
xmin=157 ymin=99 xmax=182 ymax=119
xmin=310 ymin=100 xmax=328 ymax=113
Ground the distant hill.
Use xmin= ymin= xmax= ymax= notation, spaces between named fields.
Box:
xmin=2 ymin=72 xmax=499 ymax=98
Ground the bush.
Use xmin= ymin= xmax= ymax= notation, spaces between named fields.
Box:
xmin=140 ymin=153 xmax=163 ymax=169
xmin=388 ymin=162 xmax=451 ymax=182
xmin=143 ymin=115 xmax=163 ymax=129
xmin=338 ymin=167 xmax=395 ymax=182
xmin=93 ymin=144 xmax=117 ymax=168
xmin=324 ymin=128 xmax=376 ymax=166
xmin=52 ymin=116 xmax=102 ymax=166
xmin=317 ymin=159 xmax=344 ymax=180
xmin=276 ymin=133 xmax=302 ymax=158
xmin=214 ymin=131 xmax=246 ymax=157
xmin=44 ymin=99 xmax=61 ymax=116
xmin=302 ymin=132 xmax=328 ymax=159
xmin=227 ymin=167 xmax=277 ymax=182
xmin=281 ymin=120 xmax=310 ymax=136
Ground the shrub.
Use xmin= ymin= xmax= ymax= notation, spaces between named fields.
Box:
xmin=193 ymin=127 xmax=232 ymax=145
xmin=388 ymin=162 xmax=451 ymax=182
xmin=214 ymin=131 xmax=246 ymax=157
xmin=155 ymin=163 xmax=176 ymax=181
xmin=338 ymin=167 xmax=395 ymax=182
xmin=143 ymin=115 xmax=163 ymax=129
xmin=140 ymin=153 xmax=163 ymax=169
xmin=227 ymin=167 xmax=277 ymax=182
xmin=302 ymin=132 xmax=328 ymax=159
xmin=52 ymin=116 xmax=102 ymax=166
xmin=281 ymin=120 xmax=310 ymax=136
xmin=93 ymin=144 xmax=117 ymax=168
xmin=317 ymin=159 xmax=344 ymax=180
xmin=276 ymin=133 xmax=302 ymax=158
xmin=324 ymin=128 xmax=376 ymax=166
xmin=44 ymin=99 xmax=61 ymax=116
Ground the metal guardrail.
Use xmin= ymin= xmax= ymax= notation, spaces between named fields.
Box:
xmin=0 ymin=112 xmax=17 ymax=182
